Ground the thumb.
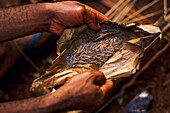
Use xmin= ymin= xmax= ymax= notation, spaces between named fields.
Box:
xmin=100 ymin=80 xmax=114 ymax=99
xmin=92 ymin=71 xmax=106 ymax=86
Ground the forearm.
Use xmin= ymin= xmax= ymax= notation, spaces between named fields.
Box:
xmin=0 ymin=88 xmax=70 ymax=113
xmin=0 ymin=96 xmax=49 ymax=113
xmin=0 ymin=3 xmax=52 ymax=42
xmin=0 ymin=1 xmax=108 ymax=42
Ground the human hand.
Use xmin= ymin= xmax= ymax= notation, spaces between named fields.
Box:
xmin=0 ymin=71 xmax=112 ymax=113
xmin=60 ymin=71 xmax=114 ymax=111
xmin=49 ymin=1 xmax=109 ymax=36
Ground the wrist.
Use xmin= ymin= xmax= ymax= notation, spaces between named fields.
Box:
xmin=32 ymin=3 xmax=53 ymax=32
xmin=45 ymin=2 xmax=67 ymax=36
xmin=45 ymin=87 xmax=73 ymax=112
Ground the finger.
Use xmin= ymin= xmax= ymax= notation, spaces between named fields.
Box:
xmin=86 ymin=5 xmax=109 ymax=22
xmin=67 ymin=71 xmax=106 ymax=86
xmin=66 ymin=71 xmax=100 ymax=84
xmin=92 ymin=71 xmax=106 ymax=86
xmin=83 ymin=8 xmax=99 ymax=31
xmin=73 ymin=71 xmax=106 ymax=85
xmin=100 ymin=80 xmax=114 ymax=99
xmin=83 ymin=5 xmax=109 ymax=31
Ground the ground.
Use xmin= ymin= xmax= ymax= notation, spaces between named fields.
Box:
xmin=0 ymin=0 xmax=169 ymax=113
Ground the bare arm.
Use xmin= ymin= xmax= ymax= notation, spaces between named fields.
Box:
xmin=0 ymin=88 xmax=69 ymax=113
xmin=0 ymin=3 xmax=51 ymax=42
xmin=0 ymin=1 xmax=108 ymax=42
xmin=0 ymin=71 xmax=113 ymax=113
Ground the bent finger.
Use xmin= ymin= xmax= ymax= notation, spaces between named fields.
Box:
xmin=83 ymin=5 xmax=109 ymax=30
xmin=85 ymin=5 xmax=109 ymax=22
xmin=100 ymin=80 xmax=114 ymax=99
xmin=83 ymin=8 xmax=99 ymax=30
xmin=66 ymin=71 xmax=104 ymax=84
xmin=92 ymin=71 xmax=106 ymax=86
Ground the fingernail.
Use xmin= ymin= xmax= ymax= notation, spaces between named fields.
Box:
xmin=94 ymin=76 xmax=106 ymax=86
xmin=97 ymin=23 xmax=100 ymax=29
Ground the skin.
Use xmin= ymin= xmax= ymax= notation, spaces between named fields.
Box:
xmin=0 ymin=0 xmax=30 ymax=8
xmin=0 ymin=1 xmax=108 ymax=42
xmin=0 ymin=0 xmax=53 ymax=77
xmin=0 ymin=71 xmax=113 ymax=113
xmin=0 ymin=1 xmax=113 ymax=112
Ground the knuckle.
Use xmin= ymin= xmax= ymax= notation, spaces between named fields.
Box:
xmin=73 ymin=2 xmax=85 ymax=13
xmin=77 ymin=6 xmax=85 ymax=15
xmin=97 ymin=71 xmax=104 ymax=76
